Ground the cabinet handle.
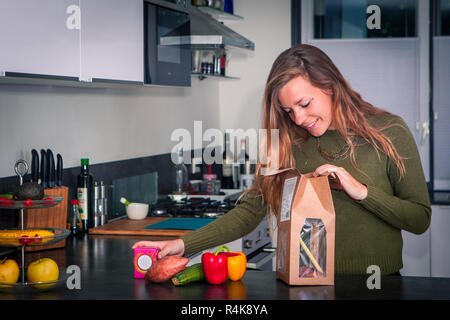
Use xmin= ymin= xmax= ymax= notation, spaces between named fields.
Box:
xmin=419 ymin=120 xmax=429 ymax=146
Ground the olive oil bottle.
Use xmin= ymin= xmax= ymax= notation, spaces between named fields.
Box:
xmin=77 ymin=158 xmax=93 ymax=232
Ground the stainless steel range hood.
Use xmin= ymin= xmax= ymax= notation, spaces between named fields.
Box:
xmin=160 ymin=6 xmax=255 ymax=51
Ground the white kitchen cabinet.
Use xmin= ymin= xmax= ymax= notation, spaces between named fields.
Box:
xmin=401 ymin=229 xmax=431 ymax=277
xmin=80 ymin=0 xmax=143 ymax=82
xmin=430 ymin=205 xmax=450 ymax=277
xmin=0 ymin=0 xmax=80 ymax=78
xmin=401 ymin=205 xmax=450 ymax=278
xmin=0 ymin=0 xmax=143 ymax=83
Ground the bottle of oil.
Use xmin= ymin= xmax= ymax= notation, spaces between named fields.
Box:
xmin=77 ymin=158 xmax=93 ymax=232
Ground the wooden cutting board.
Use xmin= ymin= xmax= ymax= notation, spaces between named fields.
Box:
xmin=88 ymin=217 xmax=192 ymax=237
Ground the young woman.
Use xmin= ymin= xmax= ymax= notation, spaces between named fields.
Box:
xmin=133 ymin=44 xmax=431 ymax=275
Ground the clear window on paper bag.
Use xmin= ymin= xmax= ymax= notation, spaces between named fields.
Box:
xmin=299 ymin=218 xmax=326 ymax=278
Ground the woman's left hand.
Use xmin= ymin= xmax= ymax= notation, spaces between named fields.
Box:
xmin=313 ymin=164 xmax=368 ymax=201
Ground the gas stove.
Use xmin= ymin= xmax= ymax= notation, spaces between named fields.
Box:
xmin=149 ymin=196 xmax=236 ymax=219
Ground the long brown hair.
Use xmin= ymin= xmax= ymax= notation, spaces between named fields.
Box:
xmin=249 ymin=44 xmax=406 ymax=216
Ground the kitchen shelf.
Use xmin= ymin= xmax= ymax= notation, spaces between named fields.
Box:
xmin=196 ymin=6 xmax=243 ymax=20
xmin=192 ymin=72 xmax=239 ymax=80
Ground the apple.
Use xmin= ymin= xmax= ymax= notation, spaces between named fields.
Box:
xmin=27 ymin=258 xmax=59 ymax=288
xmin=0 ymin=258 xmax=20 ymax=285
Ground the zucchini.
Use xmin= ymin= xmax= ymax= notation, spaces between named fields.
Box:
xmin=171 ymin=263 xmax=205 ymax=286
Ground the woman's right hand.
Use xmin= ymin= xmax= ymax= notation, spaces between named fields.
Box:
xmin=132 ymin=238 xmax=185 ymax=259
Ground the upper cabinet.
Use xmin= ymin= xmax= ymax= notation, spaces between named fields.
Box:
xmin=0 ymin=0 xmax=80 ymax=78
xmin=0 ymin=0 xmax=143 ymax=83
xmin=80 ymin=0 xmax=143 ymax=83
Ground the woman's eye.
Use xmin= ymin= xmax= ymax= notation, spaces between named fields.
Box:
xmin=301 ymin=101 xmax=311 ymax=108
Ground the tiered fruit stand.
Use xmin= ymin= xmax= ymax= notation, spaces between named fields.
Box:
xmin=0 ymin=160 xmax=70 ymax=292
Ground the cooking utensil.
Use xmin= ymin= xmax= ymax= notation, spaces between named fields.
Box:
xmin=31 ymin=149 xmax=39 ymax=183
xmin=47 ymin=149 xmax=55 ymax=188
xmin=40 ymin=149 xmax=47 ymax=189
xmin=56 ymin=153 xmax=63 ymax=186
xmin=14 ymin=159 xmax=29 ymax=187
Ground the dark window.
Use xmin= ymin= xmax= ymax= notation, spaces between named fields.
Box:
xmin=314 ymin=0 xmax=417 ymax=39
xmin=437 ymin=0 xmax=450 ymax=35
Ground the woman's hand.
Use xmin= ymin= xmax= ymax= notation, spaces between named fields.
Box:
xmin=313 ymin=164 xmax=368 ymax=201
xmin=132 ymin=238 xmax=185 ymax=259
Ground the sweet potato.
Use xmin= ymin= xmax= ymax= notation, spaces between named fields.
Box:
xmin=145 ymin=256 xmax=189 ymax=283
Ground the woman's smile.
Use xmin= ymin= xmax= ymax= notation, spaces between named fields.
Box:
xmin=305 ymin=118 xmax=318 ymax=130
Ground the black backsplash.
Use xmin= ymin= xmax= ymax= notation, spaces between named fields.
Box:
xmin=0 ymin=149 xmax=221 ymax=229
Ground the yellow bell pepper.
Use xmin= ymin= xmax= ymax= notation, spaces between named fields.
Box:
xmin=217 ymin=246 xmax=247 ymax=281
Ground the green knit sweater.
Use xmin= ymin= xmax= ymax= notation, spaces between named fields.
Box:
xmin=181 ymin=113 xmax=431 ymax=275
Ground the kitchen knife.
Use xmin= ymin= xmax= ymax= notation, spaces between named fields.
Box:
xmin=40 ymin=149 xmax=47 ymax=189
xmin=31 ymin=149 xmax=39 ymax=183
xmin=47 ymin=149 xmax=56 ymax=188
xmin=56 ymin=153 xmax=63 ymax=187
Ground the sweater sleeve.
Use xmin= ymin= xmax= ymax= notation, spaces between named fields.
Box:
xmin=180 ymin=189 xmax=268 ymax=256
xmin=358 ymin=115 xmax=431 ymax=235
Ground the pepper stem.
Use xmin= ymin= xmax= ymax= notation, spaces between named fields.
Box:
xmin=214 ymin=245 xmax=231 ymax=255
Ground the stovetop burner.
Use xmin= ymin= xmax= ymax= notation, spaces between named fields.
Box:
xmin=149 ymin=196 xmax=236 ymax=218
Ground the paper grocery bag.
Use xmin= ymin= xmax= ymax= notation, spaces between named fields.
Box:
xmin=275 ymin=169 xmax=335 ymax=286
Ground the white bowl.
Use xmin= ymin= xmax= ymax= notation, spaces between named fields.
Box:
xmin=126 ymin=203 xmax=149 ymax=220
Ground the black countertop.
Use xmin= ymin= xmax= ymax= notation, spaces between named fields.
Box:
xmin=1 ymin=235 xmax=450 ymax=301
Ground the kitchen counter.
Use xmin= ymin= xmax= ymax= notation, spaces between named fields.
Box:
xmin=1 ymin=235 xmax=450 ymax=301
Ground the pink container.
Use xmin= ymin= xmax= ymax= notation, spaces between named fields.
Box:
xmin=133 ymin=247 xmax=159 ymax=278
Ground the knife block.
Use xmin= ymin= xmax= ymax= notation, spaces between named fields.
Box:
xmin=23 ymin=186 xmax=68 ymax=251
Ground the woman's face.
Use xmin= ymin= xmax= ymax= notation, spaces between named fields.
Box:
xmin=278 ymin=75 xmax=335 ymax=137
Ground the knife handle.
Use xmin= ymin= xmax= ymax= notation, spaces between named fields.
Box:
xmin=31 ymin=149 xmax=39 ymax=183
xmin=57 ymin=153 xmax=63 ymax=186
xmin=40 ymin=149 xmax=47 ymax=189
xmin=47 ymin=149 xmax=55 ymax=188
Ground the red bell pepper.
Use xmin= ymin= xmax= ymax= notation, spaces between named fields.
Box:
xmin=201 ymin=246 xmax=236 ymax=285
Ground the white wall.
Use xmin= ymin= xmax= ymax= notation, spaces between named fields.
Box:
xmin=218 ymin=0 xmax=291 ymax=132
xmin=0 ymin=78 xmax=220 ymax=177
